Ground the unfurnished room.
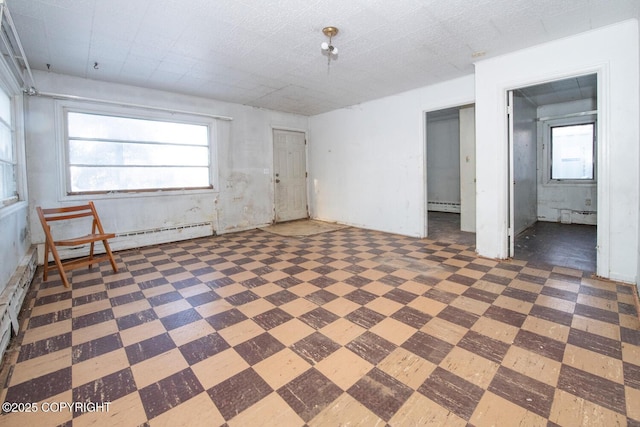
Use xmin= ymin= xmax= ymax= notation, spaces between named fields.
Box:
xmin=0 ymin=1 xmax=639 ymax=426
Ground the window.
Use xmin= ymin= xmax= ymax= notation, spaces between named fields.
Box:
xmin=0 ymin=88 xmax=15 ymax=205
xmin=550 ymin=122 xmax=595 ymax=181
xmin=65 ymin=110 xmax=212 ymax=194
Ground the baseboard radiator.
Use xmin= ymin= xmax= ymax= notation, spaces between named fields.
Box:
xmin=428 ymin=201 xmax=461 ymax=213
xmin=38 ymin=222 xmax=215 ymax=264
xmin=0 ymin=247 xmax=37 ymax=363
xmin=560 ymin=209 xmax=597 ymax=225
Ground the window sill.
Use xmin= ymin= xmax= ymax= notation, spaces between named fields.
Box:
xmin=60 ymin=187 xmax=218 ymax=202
xmin=542 ymin=180 xmax=597 ymax=188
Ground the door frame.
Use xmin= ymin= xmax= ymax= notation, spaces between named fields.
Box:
xmin=504 ymin=68 xmax=608 ymax=276
xmin=507 ymin=90 xmax=515 ymax=256
xmin=271 ymin=127 xmax=310 ymax=223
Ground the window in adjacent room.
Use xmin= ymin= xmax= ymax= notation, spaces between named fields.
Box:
xmin=65 ymin=110 xmax=213 ymax=194
xmin=550 ymin=122 xmax=595 ymax=181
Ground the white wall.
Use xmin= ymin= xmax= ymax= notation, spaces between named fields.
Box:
xmin=308 ymin=75 xmax=475 ymax=237
xmin=26 ymin=71 xmax=308 ymax=256
xmin=475 ymin=20 xmax=639 ymax=282
xmin=513 ymin=91 xmax=538 ymax=235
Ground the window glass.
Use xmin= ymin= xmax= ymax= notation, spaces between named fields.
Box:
xmin=0 ymin=90 xmax=10 ymax=122
xmin=0 ymin=124 xmax=11 ymax=161
xmin=68 ymin=140 xmax=208 ymax=166
xmin=66 ymin=111 xmax=212 ymax=193
xmin=68 ymin=112 xmax=208 ymax=145
xmin=0 ymin=88 xmax=14 ymax=203
xmin=0 ymin=161 xmax=16 ymax=199
xmin=551 ymin=123 xmax=594 ymax=180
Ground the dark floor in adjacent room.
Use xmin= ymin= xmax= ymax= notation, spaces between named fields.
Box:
xmin=428 ymin=211 xmax=597 ymax=273
xmin=427 ymin=211 xmax=476 ymax=247
xmin=0 ymin=225 xmax=638 ymax=426
xmin=514 ymin=221 xmax=597 ymax=273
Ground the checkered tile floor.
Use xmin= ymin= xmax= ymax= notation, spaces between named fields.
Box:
xmin=1 ymin=227 xmax=639 ymax=426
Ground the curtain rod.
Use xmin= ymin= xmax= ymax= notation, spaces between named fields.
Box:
xmin=31 ymin=91 xmax=234 ymax=121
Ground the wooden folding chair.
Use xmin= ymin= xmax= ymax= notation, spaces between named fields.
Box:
xmin=36 ymin=201 xmax=118 ymax=288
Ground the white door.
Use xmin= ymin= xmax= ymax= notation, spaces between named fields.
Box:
xmin=273 ymin=129 xmax=308 ymax=222
xmin=507 ymin=90 xmax=515 ymax=257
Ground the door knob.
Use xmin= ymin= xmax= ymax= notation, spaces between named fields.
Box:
xmin=276 ymin=179 xmax=280 ymax=183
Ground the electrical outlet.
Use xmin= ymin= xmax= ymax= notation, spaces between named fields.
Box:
xmin=585 ymin=198 xmax=591 ymax=206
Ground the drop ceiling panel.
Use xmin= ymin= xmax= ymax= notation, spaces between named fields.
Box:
xmin=517 ymin=74 xmax=597 ymax=106
xmin=5 ymin=0 xmax=638 ymax=115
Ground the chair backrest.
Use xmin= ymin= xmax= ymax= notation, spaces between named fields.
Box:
xmin=36 ymin=202 xmax=107 ymax=235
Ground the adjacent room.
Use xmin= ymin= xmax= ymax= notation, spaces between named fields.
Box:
xmin=426 ymin=104 xmax=476 ymax=247
xmin=1 ymin=1 xmax=639 ymax=426
xmin=510 ymin=75 xmax=598 ymax=273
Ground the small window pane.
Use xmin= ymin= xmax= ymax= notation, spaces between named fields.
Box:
xmin=551 ymin=123 xmax=594 ymax=180
xmin=0 ymin=86 xmax=14 ymax=203
xmin=0 ymin=125 xmax=11 ymax=161
xmin=0 ymin=90 xmax=10 ymax=123
xmin=69 ymin=140 xmax=209 ymax=166
xmin=0 ymin=161 xmax=16 ymax=199
xmin=69 ymin=166 xmax=210 ymax=192
xmin=68 ymin=112 xmax=208 ymax=145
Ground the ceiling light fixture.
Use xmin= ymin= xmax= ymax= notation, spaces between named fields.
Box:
xmin=320 ymin=26 xmax=339 ymax=71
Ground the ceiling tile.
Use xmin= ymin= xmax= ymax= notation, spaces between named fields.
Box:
xmin=5 ymin=0 xmax=638 ymax=115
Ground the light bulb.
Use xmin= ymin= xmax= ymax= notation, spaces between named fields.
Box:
xmin=321 ymin=42 xmax=329 ymax=51
xmin=330 ymin=46 xmax=338 ymax=55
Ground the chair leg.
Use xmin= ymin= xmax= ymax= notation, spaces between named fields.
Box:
xmin=89 ymin=241 xmax=95 ymax=269
xmin=48 ymin=242 xmax=71 ymax=288
xmin=103 ymin=239 xmax=118 ymax=273
xmin=42 ymin=238 xmax=50 ymax=281
xmin=59 ymin=271 xmax=71 ymax=288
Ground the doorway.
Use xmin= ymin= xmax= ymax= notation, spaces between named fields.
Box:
xmin=508 ymin=74 xmax=598 ymax=271
xmin=425 ymin=104 xmax=476 ymax=245
xmin=273 ymin=129 xmax=308 ymax=223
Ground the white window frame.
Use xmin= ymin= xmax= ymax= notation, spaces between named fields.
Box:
xmin=0 ymin=77 xmax=22 ymax=211
xmin=542 ymin=115 xmax=597 ymax=186
xmin=55 ymin=100 xmax=218 ymax=200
